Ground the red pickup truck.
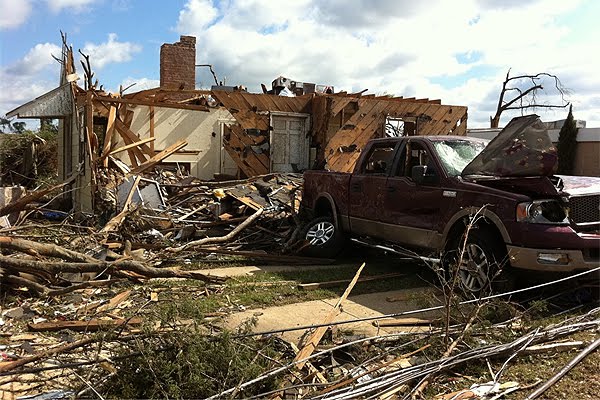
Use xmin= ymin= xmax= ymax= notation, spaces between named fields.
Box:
xmin=301 ymin=115 xmax=600 ymax=293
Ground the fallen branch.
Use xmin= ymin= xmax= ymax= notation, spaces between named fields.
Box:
xmin=167 ymin=207 xmax=264 ymax=252
xmin=0 ymin=236 xmax=97 ymax=263
xmin=0 ymin=175 xmax=77 ymax=218
xmin=0 ymin=255 xmax=226 ymax=285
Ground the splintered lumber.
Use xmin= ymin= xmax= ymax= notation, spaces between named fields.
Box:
xmin=100 ymin=104 xmax=117 ymax=167
xmin=100 ymin=175 xmax=141 ymax=233
xmin=0 ymin=174 xmax=76 ymax=218
xmin=289 ymin=342 xmax=328 ymax=384
xmin=299 ymin=272 xmax=406 ymax=291
xmin=28 ymin=317 xmax=143 ymax=332
xmin=108 ymin=137 xmax=156 ymax=156
xmin=525 ymin=337 xmax=600 ymax=400
xmin=294 ymin=262 xmax=365 ymax=370
xmin=126 ymin=139 xmax=187 ymax=177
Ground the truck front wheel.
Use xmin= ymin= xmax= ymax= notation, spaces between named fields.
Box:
xmin=301 ymin=216 xmax=345 ymax=258
xmin=446 ymin=228 xmax=514 ymax=296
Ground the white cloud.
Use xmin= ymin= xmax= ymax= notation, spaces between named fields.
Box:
xmin=5 ymin=43 xmax=62 ymax=75
xmin=0 ymin=0 xmax=32 ymax=30
xmin=118 ymin=77 xmax=160 ymax=94
xmin=46 ymin=0 xmax=97 ymax=13
xmin=81 ymin=33 xmax=142 ymax=69
xmin=174 ymin=0 xmax=600 ymax=127
xmin=0 ymin=42 xmax=61 ymax=116
xmin=176 ymin=0 xmax=218 ymax=32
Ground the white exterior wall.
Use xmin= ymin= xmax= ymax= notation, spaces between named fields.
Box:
xmin=116 ymin=106 xmax=237 ymax=180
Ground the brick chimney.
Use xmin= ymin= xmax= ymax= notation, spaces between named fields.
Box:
xmin=160 ymin=35 xmax=196 ymax=89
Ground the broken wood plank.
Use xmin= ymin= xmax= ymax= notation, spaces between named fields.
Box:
xmin=95 ymin=94 xmax=210 ymax=112
xmin=108 ymin=137 xmax=156 ymax=156
xmin=289 ymin=342 xmax=328 ymax=384
xmin=97 ymin=289 xmax=132 ymax=313
xmin=294 ymin=262 xmax=365 ymax=370
xmin=176 ymin=204 xmax=208 ymax=222
xmin=100 ymin=105 xmax=117 ymax=167
xmin=298 ymin=272 xmax=406 ymax=291
xmin=126 ymin=139 xmax=188 ymax=177
xmin=28 ymin=317 xmax=143 ymax=332
xmin=100 ymin=175 xmax=141 ymax=233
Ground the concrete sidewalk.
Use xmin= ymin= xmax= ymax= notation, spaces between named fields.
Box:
xmin=225 ymin=287 xmax=443 ymax=344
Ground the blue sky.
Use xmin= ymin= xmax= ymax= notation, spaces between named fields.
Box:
xmin=1 ymin=0 xmax=599 ymax=128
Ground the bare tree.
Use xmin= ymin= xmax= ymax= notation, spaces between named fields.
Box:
xmin=490 ymin=69 xmax=569 ymax=128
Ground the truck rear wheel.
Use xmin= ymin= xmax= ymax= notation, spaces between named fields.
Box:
xmin=445 ymin=227 xmax=514 ymax=296
xmin=301 ymin=216 xmax=345 ymax=258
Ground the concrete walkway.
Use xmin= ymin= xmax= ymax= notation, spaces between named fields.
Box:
xmin=225 ymin=287 xmax=443 ymax=344
xmin=201 ymin=263 xmax=340 ymax=278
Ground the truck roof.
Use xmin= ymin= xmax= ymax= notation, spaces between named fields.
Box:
xmin=370 ymin=135 xmax=488 ymax=144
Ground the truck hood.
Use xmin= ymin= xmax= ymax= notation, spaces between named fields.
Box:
xmin=462 ymin=115 xmax=557 ymax=177
xmin=463 ymin=175 xmax=600 ymax=198
xmin=556 ymin=175 xmax=600 ymax=196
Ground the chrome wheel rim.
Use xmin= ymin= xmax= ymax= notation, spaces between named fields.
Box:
xmin=305 ymin=221 xmax=335 ymax=246
xmin=457 ymin=243 xmax=490 ymax=293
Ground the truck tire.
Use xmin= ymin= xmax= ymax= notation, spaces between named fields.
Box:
xmin=445 ymin=227 xmax=514 ymax=296
xmin=301 ymin=216 xmax=345 ymax=258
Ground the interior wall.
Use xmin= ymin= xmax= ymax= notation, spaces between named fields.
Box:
xmin=117 ymin=105 xmax=236 ymax=180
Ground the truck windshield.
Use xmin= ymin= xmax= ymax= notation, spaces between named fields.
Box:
xmin=433 ymin=140 xmax=487 ymax=176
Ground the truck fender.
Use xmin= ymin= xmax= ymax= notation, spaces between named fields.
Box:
xmin=442 ymin=207 xmax=511 ymax=247
xmin=311 ymin=192 xmax=340 ymax=228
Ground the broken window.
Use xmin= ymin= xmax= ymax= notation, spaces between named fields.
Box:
xmin=363 ymin=145 xmax=396 ymax=174
xmin=396 ymin=141 xmax=436 ymax=178
xmin=433 ymin=140 xmax=487 ymax=177
xmin=385 ymin=116 xmax=417 ymax=137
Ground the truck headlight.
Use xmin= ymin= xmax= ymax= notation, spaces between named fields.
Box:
xmin=516 ymin=200 xmax=568 ymax=224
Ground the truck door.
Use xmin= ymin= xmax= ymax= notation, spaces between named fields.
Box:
xmin=348 ymin=141 xmax=398 ymax=237
xmin=383 ymin=139 xmax=446 ymax=249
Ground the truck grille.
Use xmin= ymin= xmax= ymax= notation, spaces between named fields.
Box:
xmin=570 ymin=195 xmax=600 ymax=225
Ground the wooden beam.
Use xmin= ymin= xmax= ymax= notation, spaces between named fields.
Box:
xmin=126 ymin=139 xmax=188 ymax=177
xmin=100 ymin=105 xmax=117 ymax=167
xmin=149 ymin=105 xmax=155 ymax=152
xmin=108 ymin=137 xmax=156 ymax=156
xmin=95 ymin=94 xmax=210 ymax=112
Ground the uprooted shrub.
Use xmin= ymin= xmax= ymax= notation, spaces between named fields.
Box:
xmin=0 ymin=125 xmax=58 ymax=187
xmin=105 ymin=330 xmax=286 ymax=399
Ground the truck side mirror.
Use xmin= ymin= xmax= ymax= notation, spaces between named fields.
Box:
xmin=411 ymin=165 xmax=438 ymax=184
xmin=411 ymin=165 xmax=427 ymax=184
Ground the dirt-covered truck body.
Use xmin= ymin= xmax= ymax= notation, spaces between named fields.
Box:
xmin=302 ymin=115 xmax=599 ymax=292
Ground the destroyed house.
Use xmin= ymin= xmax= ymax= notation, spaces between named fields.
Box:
xmin=7 ymin=35 xmax=467 ymax=212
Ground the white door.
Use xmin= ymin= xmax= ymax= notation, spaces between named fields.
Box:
xmin=270 ymin=115 xmax=309 ymax=172
xmin=219 ymin=121 xmax=238 ymax=177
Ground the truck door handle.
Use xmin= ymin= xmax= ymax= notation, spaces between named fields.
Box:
xmin=387 ymin=186 xmax=396 ymax=193
xmin=351 ymin=183 xmax=361 ymax=192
